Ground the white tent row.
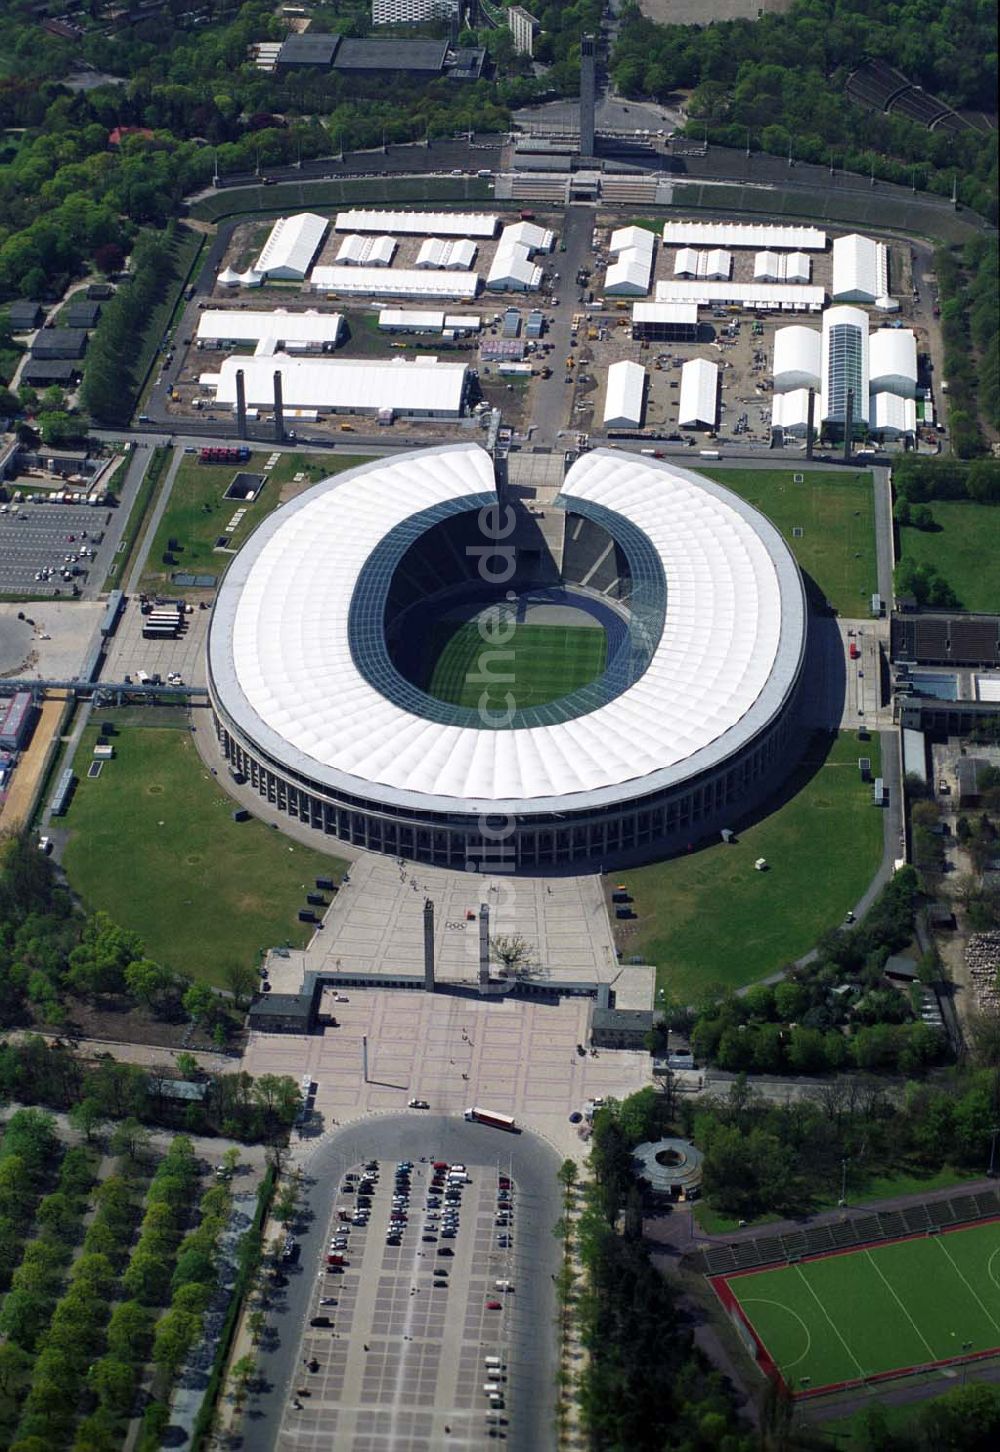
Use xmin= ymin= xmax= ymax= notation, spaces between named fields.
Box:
xmin=336 ymin=234 xmax=397 ymax=267
xmin=661 ymin=222 xmax=827 ymax=250
xmin=673 ymin=248 xmax=732 ymax=280
xmin=312 ymin=266 xmax=479 ymax=299
xmin=334 ymin=209 xmax=499 ymax=238
xmin=416 ymin=238 xmax=479 ymax=270
xmin=678 ymin=358 xmax=719 ymax=429
xmin=200 ymin=353 xmax=469 ymax=417
xmin=254 ymin=213 xmax=329 ymax=280
xmin=603 ymin=360 xmax=646 ymax=427
xmin=485 ymin=220 xmax=550 ymax=291
xmin=377 ymin=309 xmax=482 ymax=333
xmin=655 ymin=280 xmax=825 ymax=309
xmin=606 ymin=223 xmax=656 ymax=296
xmin=754 ymin=251 xmax=811 ymax=283
xmin=217 ymin=266 xmax=263 ymax=288
xmin=196 ymin=309 xmax=343 ymax=351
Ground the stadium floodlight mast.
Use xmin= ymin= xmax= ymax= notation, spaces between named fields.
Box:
xmin=838 ymin=1156 xmax=849 ymax=1207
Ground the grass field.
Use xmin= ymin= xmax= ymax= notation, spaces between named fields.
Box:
xmin=705 ymin=467 xmax=876 ymax=617
xmin=719 ymin=1220 xmax=1000 ymax=1395
xmin=425 ymin=620 xmax=607 ymax=710
xmin=140 ymin=449 xmax=368 ymax=593
xmin=60 ymin=721 xmax=347 ymax=986
xmin=898 ymin=500 xmax=1000 ymax=614
xmin=618 ymin=731 xmax=883 ymax=996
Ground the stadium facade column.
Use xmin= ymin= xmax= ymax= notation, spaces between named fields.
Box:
xmin=423 ymin=896 xmax=436 ymax=992
xmin=478 ymin=902 xmax=490 ymax=988
xmin=579 ymin=34 xmax=596 ymax=158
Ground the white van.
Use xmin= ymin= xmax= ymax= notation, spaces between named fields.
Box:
xmin=495 ymin=1279 xmax=514 ymax=1292
xmin=483 ymin=1382 xmax=500 ymax=1394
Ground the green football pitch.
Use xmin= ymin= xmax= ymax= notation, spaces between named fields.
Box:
xmin=424 ymin=620 xmax=607 ymax=710
xmin=718 ymin=1221 xmax=1000 ymax=1394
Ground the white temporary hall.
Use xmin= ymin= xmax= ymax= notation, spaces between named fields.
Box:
xmin=869 ymin=328 xmax=917 ymax=396
xmin=200 ymin=354 xmax=468 ymax=417
xmin=678 ymin=358 xmax=719 ymax=429
xmin=655 ymin=280 xmax=825 ymax=310
xmin=869 ymin=392 xmax=917 ymax=439
xmin=772 ymin=325 xmax=822 ymax=393
xmin=312 ymin=266 xmax=479 ymax=299
xmin=196 ymin=310 xmax=342 ymax=353
xmin=254 ymin=213 xmax=329 ymax=280
xmin=673 ymin=248 xmax=732 ymax=280
xmin=770 ymin=389 xmax=814 ymax=436
xmin=334 ymin=209 xmax=499 ymax=238
xmin=602 ymin=360 xmax=646 ymax=427
xmin=754 ymin=251 xmax=811 ymax=283
xmin=831 ymin=234 xmax=889 ymax=304
xmin=415 ymin=238 xmax=479 ymax=270
xmin=606 ymin=225 xmax=656 ymax=296
xmin=336 ymin=234 xmax=397 ymax=267
xmin=662 ymin=222 xmax=826 ymax=250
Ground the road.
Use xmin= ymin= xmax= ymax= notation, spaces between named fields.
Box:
xmin=242 ymin=1115 xmax=561 ymax=1452
xmin=529 ymin=204 xmax=596 ymax=446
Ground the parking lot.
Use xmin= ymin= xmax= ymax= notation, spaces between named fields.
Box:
xmin=0 ymin=501 xmax=109 ymax=596
xmin=102 ymin=593 xmax=212 ymax=687
xmin=282 ymin=1151 xmax=516 ymax=1447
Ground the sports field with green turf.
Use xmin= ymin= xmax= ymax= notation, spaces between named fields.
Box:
xmin=425 ymin=620 xmax=607 ymax=710
xmin=719 ymin=1220 xmax=1000 ymax=1395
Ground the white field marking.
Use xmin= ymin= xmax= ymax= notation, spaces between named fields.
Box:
xmin=863 ymin=1249 xmax=937 ymax=1363
xmin=794 ymin=1264 xmax=866 ymax=1382
xmin=987 ymin=1245 xmax=1000 ymax=1295
xmin=934 ymin=1235 xmax=1000 ymax=1338
xmin=739 ymin=1297 xmax=813 ymax=1372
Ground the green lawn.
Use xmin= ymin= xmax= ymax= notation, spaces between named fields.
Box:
xmin=722 ymin=1220 xmax=1000 ymax=1394
xmin=705 ymin=468 xmax=877 ymax=617
xmin=619 ymin=732 xmax=883 ymax=997
xmin=60 ymin=722 xmax=347 ymax=986
xmin=898 ymin=500 xmax=1000 ymax=613
xmin=425 ymin=620 xmax=607 ymax=710
xmin=140 ymin=450 xmax=369 ymax=593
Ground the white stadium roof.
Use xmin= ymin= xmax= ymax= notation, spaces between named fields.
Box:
xmin=255 ymin=213 xmax=329 ymax=279
xmin=208 ymin=445 xmax=805 ymax=812
xmin=603 ymin=360 xmax=646 ymax=426
xmin=312 ymin=266 xmax=479 ymax=299
xmin=336 ymin=233 xmax=396 ymax=266
xmin=655 ymin=280 xmax=825 ymax=309
xmin=196 ymin=310 xmax=342 ymax=351
xmin=832 ymin=234 xmax=888 ymax=303
xmin=662 ymin=222 xmax=826 ymax=250
xmin=334 ymin=209 xmax=499 ymax=238
xmin=200 ymin=354 xmax=467 ymax=416
xmin=678 ymin=358 xmax=719 ymax=428
xmin=869 ymin=328 xmax=917 ymax=396
xmin=772 ymin=325 xmax=822 ymax=393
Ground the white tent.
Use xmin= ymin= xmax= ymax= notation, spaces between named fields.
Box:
xmin=416 ymin=238 xmax=478 ymax=270
xmin=603 ymin=361 xmax=646 ymax=427
xmin=312 ymin=266 xmax=479 ymax=299
xmin=336 ymin=234 xmax=396 ymax=267
xmin=254 ymin=213 xmax=329 ymax=280
xmin=832 ymin=234 xmax=888 ymax=304
xmin=772 ymin=325 xmax=822 ymax=393
xmin=771 ymin=389 xmax=814 ymax=436
xmin=678 ymin=358 xmax=719 ymax=429
xmin=869 ymin=328 xmax=917 ymax=397
xmin=869 ymin=392 xmax=916 ymax=438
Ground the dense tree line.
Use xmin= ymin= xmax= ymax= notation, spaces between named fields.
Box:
xmin=611 ymin=0 xmax=998 ymax=219
xmin=932 ymin=239 xmax=1000 ymax=455
xmin=660 ymin=869 xmax=948 ymax=1078
xmin=578 ymin=1095 xmax=752 ymax=1450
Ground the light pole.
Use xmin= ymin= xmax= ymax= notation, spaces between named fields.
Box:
xmin=961 ymin=1341 xmax=973 ymax=1385
xmin=839 ymin=1156 xmax=848 ymax=1207
xmin=987 ymin=1126 xmax=1000 ymax=1177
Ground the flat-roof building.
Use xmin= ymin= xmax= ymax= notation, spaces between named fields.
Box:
xmin=196 ymin=309 xmax=343 ymax=353
xmin=678 ymin=358 xmax=719 ymax=430
xmin=333 ymin=38 xmax=448 ymax=74
xmin=508 ymin=5 xmax=539 ymax=55
xmin=201 ymin=354 xmax=468 ymax=418
xmin=832 ymin=233 xmax=889 ymax=304
xmin=335 ymin=209 xmax=498 ymax=238
xmin=631 ymin=302 xmax=698 ymax=343
xmin=312 ymin=266 xmax=479 ymax=300
xmin=373 ymin=0 xmax=459 ymax=23
xmin=254 ymin=213 xmax=329 ymax=281
xmin=603 ymin=361 xmax=646 ymax=428
xmin=0 ymin=692 xmax=37 ymax=752
xmin=772 ymin=325 xmax=822 ymax=393
xmin=275 ymin=33 xmax=340 ymax=70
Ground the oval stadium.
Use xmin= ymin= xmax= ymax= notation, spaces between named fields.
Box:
xmin=207 ymin=444 xmax=807 ymax=871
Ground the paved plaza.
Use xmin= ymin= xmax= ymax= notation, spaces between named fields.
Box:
xmin=274 ymin=851 xmax=631 ymax=994
xmin=242 ymin=990 xmax=650 ymax=1163
xmin=0 ymin=600 xmax=104 ymax=679
xmin=0 ymin=501 xmax=111 ymax=596
xmin=102 ymin=593 xmax=211 ymax=686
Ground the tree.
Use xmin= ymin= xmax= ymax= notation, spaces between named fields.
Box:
xmin=68 ymin=1097 xmax=107 ymax=1144
xmin=90 ymin=1355 xmax=135 ymax=1416
xmin=109 ymin=1117 xmax=151 ymax=1162
xmin=0 ymin=1343 xmax=31 ymax=1398
xmin=230 ymin=1353 xmax=257 ymax=1405
xmin=490 ymin=934 xmax=539 ymax=978
xmin=224 ymin=960 xmax=257 ymax=1009
xmin=152 ymin=1307 xmax=200 ymax=1375
xmin=124 ymin=957 xmax=176 ymax=1010
xmin=183 ymin=981 xmax=216 ymax=1026
xmin=175 ymin=1051 xmax=200 ymax=1080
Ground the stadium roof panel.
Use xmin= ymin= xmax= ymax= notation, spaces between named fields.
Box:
xmin=208 ymin=446 xmax=805 ymax=813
